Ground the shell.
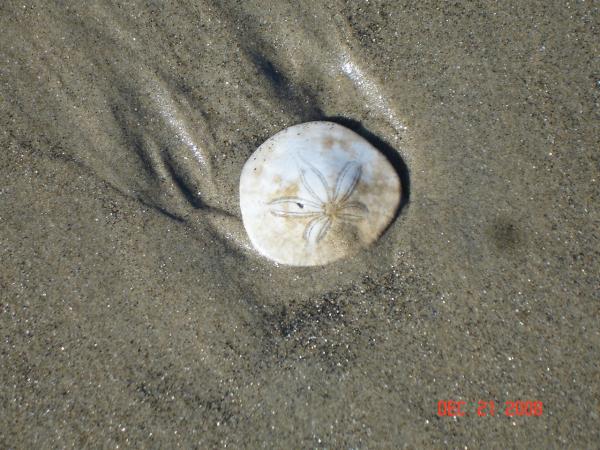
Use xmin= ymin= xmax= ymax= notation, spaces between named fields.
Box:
xmin=239 ymin=121 xmax=401 ymax=266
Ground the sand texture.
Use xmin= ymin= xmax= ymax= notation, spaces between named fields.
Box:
xmin=1 ymin=0 xmax=599 ymax=447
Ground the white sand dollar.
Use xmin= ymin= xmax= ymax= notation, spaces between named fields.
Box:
xmin=240 ymin=121 xmax=401 ymax=266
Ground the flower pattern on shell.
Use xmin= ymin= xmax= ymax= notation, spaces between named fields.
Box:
xmin=268 ymin=161 xmax=369 ymax=243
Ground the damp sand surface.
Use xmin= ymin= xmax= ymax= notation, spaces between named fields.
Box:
xmin=1 ymin=1 xmax=599 ymax=447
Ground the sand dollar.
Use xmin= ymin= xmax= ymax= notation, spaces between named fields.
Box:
xmin=239 ymin=121 xmax=401 ymax=266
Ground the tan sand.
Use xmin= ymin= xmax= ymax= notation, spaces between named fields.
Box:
xmin=1 ymin=0 xmax=598 ymax=447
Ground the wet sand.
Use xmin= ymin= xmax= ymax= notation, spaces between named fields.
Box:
xmin=1 ymin=0 xmax=599 ymax=447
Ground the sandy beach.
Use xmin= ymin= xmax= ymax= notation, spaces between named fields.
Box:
xmin=1 ymin=0 xmax=599 ymax=447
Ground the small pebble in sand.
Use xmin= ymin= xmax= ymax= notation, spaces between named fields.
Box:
xmin=239 ymin=121 xmax=401 ymax=266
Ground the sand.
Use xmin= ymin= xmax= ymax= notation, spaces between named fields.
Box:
xmin=1 ymin=0 xmax=598 ymax=447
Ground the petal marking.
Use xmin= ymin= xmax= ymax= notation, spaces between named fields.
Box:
xmin=299 ymin=162 xmax=331 ymax=202
xmin=268 ymin=197 xmax=322 ymax=211
xmin=334 ymin=161 xmax=362 ymax=203
xmin=341 ymin=200 xmax=369 ymax=213
xmin=303 ymin=216 xmax=332 ymax=243
xmin=270 ymin=210 xmax=322 ymax=218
